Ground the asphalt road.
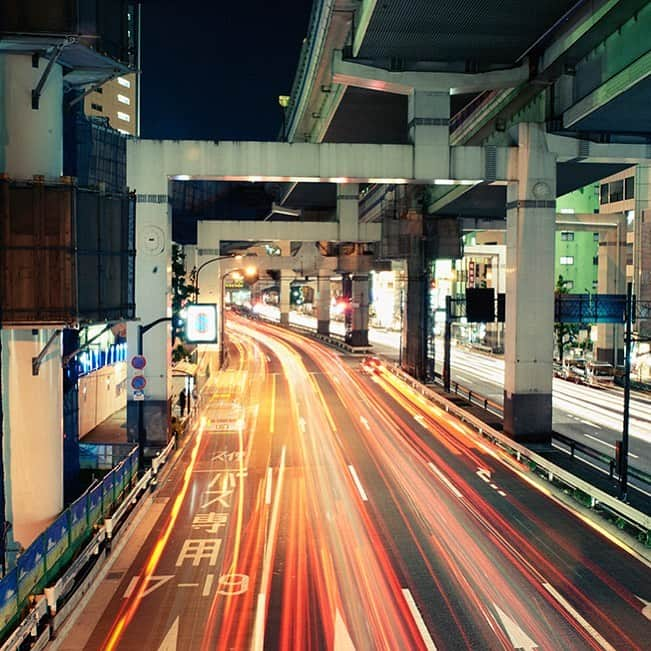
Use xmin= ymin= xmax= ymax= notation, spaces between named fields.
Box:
xmin=62 ymin=316 xmax=651 ymax=650
xmin=256 ymin=306 xmax=651 ymax=475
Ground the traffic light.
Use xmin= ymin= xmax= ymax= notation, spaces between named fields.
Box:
xmin=290 ymin=285 xmax=304 ymax=306
xmin=172 ymin=310 xmax=186 ymax=345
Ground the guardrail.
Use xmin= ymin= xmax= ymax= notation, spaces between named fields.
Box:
xmin=441 ymin=376 xmax=651 ymax=493
xmin=384 ymin=361 xmax=651 ymax=546
xmin=0 ymin=439 xmax=177 ymax=650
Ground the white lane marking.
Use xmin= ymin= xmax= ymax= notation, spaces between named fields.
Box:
xmin=492 ymin=603 xmax=538 ymax=650
xmin=178 ymin=583 xmax=199 ymax=588
xmin=348 ymin=465 xmax=369 ymax=502
xmin=634 ymin=595 xmax=651 ymax=620
xmin=542 ymin=582 xmax=616 ymax=651
xmin=298 ymin=417 xmax=306 ymax=433
xmin=334 ymin=608 xmax=357 ymax=651
xmin=360 ymin=416 xmax=371 ymax=430
xmin=265 ymin=467 xmax=273 ymax=505
xmin=254 ymin=446 xmax=286 ymax=651
xmin=123 ymin=576 xmax=138 ymax=599
xmin=580 ymin=419 xmax=601 ymax=429
xmin=476 ymin=468 xmax=491 ymax=483
xmin=584 ymin=434 xmax=639 ymax=458
xmin=402 ymin=588 xmax=437 ymax=650
xmin=498 ymin=490 xmax=507 ymax=497
xmin=428 ymin=462 xmax=462 ymax=499
xmin=414 ymin=414 xmax=426 ymax=424
xmin=157 ymin=616 xmax=179 ymax=651
xmin=252 ymin=593 xmax=267 ymax=651
xmin=202 ymin=573 xmax=214 ymax=597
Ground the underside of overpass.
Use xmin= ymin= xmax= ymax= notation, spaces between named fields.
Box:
xmin=130 ymin=0 xmax=651 ymax=445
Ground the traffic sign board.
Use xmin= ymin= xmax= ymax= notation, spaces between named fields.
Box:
xmin=131 ymin=355 xmax=147 ymax=370
xmin=133 ymin=390 xmax=145 ymax=401
xmin=131 ymin=375 xmax=147 ymax=390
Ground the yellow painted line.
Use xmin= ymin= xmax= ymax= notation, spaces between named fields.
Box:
xmin=269 ymin=374 xmax=276 ymax=434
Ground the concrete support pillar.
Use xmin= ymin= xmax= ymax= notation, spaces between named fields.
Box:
xmin=634 ymin=165 xmax=651 ymax=340
xmin=503 ymin=123 xmax=556 ymax=443
xmin=595 ymin=216 xmax=626 ymax=364
xmin=337 ymin=184 xmax=359 ymax=241
xmin=408 ymin=90 xmax=450 ymax=180
xmin=0 ymin=54 xmax=63 ymax=178
xmin=279 ymin=272 xmax=292 ymax=326
xmin=278 ymin=242 xmax=292 ymax=325
xmin=125 ymin=150 xmax=172 ymax=446
xmin=402 ymin=254 xmax=427 ymax=380
xmin=349 ymin=274 xmax=370 ymax=347
xmin=1 ymin=329 xmax=64 ymax=549
xmin=0 ymin=55 xmax=65 ymax=552
xmin=316 ymin=273 xmax=331 ymax=335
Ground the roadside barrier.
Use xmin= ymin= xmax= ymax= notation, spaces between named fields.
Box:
xmin=0 ymin=437 xmax=176 ymax=650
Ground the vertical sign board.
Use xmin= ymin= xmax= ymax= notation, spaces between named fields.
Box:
xmin=466 ymin=288 xmax=495 ymax=322
xmin=0 ymin=569 xmax=18 ymax=634
xmin=186 ymin=304 xmax=218 ymax=343
xmin=69 ymin=493 xmax=89 ymax=547
xmin=17 ymin=537 xmax=45 ymax=603
xmin=45 ymin=512 xmax=69 ymax=572
xmin=468 ymin=260 xmax=475 ymax=288
xmin=88 ymin=482 xmax=104 ymax=527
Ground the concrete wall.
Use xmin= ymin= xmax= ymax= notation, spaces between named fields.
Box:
xmin=79 ymin=362 xmax=127 ymax=437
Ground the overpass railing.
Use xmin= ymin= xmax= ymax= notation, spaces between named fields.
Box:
xmin=0 ymin=437 xmax=177 ymax=649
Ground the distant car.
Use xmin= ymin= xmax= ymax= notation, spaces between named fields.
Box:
xmin=585 ymin=361 xmax=615 ymax=387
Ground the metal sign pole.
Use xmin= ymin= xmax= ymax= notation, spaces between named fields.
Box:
xmin=444 ymin=295 xmax=452 ymax=392
xmin=619 ymin=282 xmax=633 ymax=501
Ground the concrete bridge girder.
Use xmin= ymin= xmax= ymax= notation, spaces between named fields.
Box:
xmin=331 ymin=50 xmax=530 ymax=96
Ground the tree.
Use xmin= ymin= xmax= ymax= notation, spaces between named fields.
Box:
xmin=554 ymin=275 xmax=579 ymax=363
xmin=171 ymin=245 xmax=197 ymax=363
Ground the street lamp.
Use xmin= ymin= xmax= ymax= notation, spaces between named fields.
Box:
xmin=190 ymin=254 xmax=244 ymax=302
xmin=220 ymin=266 xmax=257 ymax=366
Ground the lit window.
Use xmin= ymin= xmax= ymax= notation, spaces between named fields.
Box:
xmin=560 ymin=231 xmax=574 ymax=241
xmin=564 ymin=280 xmax=574 ymax=290
xmin=117 ymin=111 xmax=131 ymax=122
xmin=560 ymin=256 xmax=574 ymax=265
xmin=117 ymin=94 xmax=131 ymax=105
xmin=117 ymin=77 xmax=131 ymax=88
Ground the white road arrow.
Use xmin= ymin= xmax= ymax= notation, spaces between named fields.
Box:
xmin=476 ymin=468 xmax=491 ymax=483
xmin=635 ymin=595 xmax=651 ymax=620
xmin=334 ymin=609 xmax=356 ymax=651
xmin=157 ymin=616 xmax=179 ymax=651
xmin=493 ymin=604 xmax=538 ymax=650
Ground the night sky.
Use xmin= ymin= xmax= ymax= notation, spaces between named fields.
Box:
xmin=140 ymin=1 xmax=314 ymax=141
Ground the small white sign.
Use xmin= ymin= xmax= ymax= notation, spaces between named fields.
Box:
xmin=133 ymin=390 xmax=145 ymax=401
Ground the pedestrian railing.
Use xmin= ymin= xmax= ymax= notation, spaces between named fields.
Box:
xmin=0 ymin=437 xmax=176 ymax=650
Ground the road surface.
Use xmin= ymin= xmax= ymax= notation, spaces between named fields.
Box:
xmin=61 ymin=317 xmax=651 ymax=650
